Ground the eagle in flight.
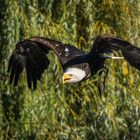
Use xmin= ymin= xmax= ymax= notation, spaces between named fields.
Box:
xmin=8 ymin=35 xmax=140 ymax=91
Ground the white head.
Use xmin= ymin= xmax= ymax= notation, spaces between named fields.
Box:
xmin=62 ymin=67 xmax=86 ymax=84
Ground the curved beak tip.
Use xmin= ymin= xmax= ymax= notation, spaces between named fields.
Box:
xmin=62 ymin=74 xmax=72 ymax=84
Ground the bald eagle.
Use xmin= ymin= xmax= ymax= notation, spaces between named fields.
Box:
xmin=8 ymin=35 xmax=140 ymax=91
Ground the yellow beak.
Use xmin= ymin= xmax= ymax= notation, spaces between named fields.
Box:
xmin=62 ymin=74 xmax=72 ymax=84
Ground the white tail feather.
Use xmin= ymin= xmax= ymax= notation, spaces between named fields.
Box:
xmin=100 ymin=54 xmax=124 ymax=60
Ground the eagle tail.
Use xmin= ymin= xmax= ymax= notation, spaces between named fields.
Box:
xmin=100 ymin=54 xmax=124 ymax=60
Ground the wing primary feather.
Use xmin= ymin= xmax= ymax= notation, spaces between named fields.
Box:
xmin=29 ymin=46 xmax=38 ymax=89
xmin=8 ymin=51 xmax=16 ymax=72
xmin=8 ymin=40 xmax=51 ymax=89
xmin=14 ymin=63 xmax=22 ymax=86
xmin=29 ymin=45 xmax=43 ymax=81
xmin=9 ymin=55 xmax=19 ymax=84
xmin=25 ymin=47 xmax=35 ymax=89
xmin=13 ymin=55 xmax=24 ymax=86
xmin=25 ymin=57 xmax=32 ymax=89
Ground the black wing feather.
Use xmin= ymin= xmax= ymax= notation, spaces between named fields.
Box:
xmin=9 ymin=57 xmax=18 ymax=84
xmin=14 ymin=55 xmax=24 ymax=86
xmin=8 ymin=40 xmax=50 ymax=89
xmin=28 ymin=44 xmax=43 ymax=81
xmin=8 ymin=37 xmax=83 ymax=89
xmin=8 ymin=51 xmax=16 ymax=72
xmin=90 ymin=34 xmax=140 ymax=70
xmin=25 ymin=48 xmax=35 ymax=89
xmin=26 ymin=59 xmax=32 ymax=89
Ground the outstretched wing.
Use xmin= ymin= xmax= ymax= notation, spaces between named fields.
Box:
xmin=8 ymin=37 xmax=83 ymax=89
xmin=90 ymin=34 xmax=140 ymax=70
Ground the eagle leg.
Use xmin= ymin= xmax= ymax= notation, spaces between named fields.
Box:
xmin=97 ymin=65 xmax=109 ymax=97
xmin=103 ymin=65 xmax=109 ymax=97
xmin=97 ymin=68 xmax=104 ymax=96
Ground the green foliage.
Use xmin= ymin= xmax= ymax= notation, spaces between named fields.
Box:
xmin=0 ymin=0 xmax=140 ymax=139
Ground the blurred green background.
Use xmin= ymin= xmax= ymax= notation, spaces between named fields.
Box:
xmin=0 ymin=0 xmax=140 ymax=139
